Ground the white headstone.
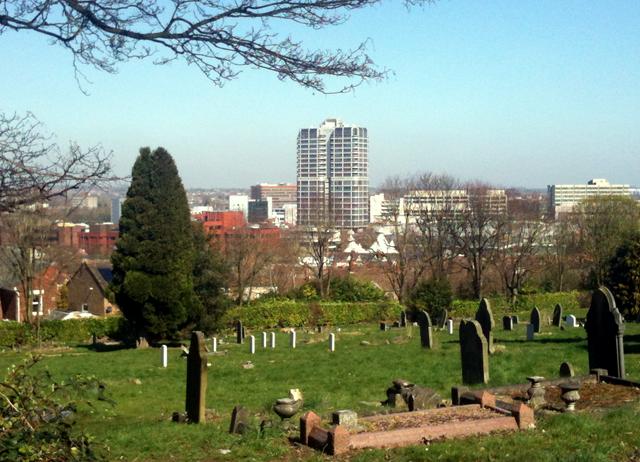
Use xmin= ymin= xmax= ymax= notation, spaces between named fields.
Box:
xmin=161 ymin=344 xmax=168 ymax=368
xmin=290 ymin=330 xmax=297 ymax=349
xmin=249 ymin=335 xmax=256 ymax=354
xmin=262 ymin=332 xmax=268 ymax=348
xmin=566 ymin=314 xmax=578 ymax=328
xmin=270 ymin=332 xmax=276 ymax=348
xmin=447 ymin=319 xmax=454 ymax=335
xmin=212 ymin=337 xmax=217 ymax=353
xmin=526 ymin=324 xmax=535 ymax=341
xmin=329 ymin=333 xmax=336 ymax=352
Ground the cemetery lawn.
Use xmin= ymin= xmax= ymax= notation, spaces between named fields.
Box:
xmin=1 ymin=319 xmax=640 ymax=461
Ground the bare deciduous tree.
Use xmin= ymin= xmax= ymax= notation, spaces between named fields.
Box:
xmin=0 ymin=0 xmax=432 ymax=93
xmin=0 ymin=112 xmax=112 ymax=213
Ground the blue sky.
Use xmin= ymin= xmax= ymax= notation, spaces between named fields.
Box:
xmin=1 ymin=0 xmax=639 ymax=189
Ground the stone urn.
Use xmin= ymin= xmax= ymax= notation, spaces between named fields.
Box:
xmin=559 ymin=382 xmax=580 ymax=412
xmin=526 ymin=376 xmax=546 ymax=409
xmin=273 ymin=389 xmax=303 ymax=420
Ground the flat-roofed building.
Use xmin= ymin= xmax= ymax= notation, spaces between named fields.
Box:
xmin=250 ymin=183 xmax=296 ymax=208
xmin=548 ymin=179 xmax=631 ymax=217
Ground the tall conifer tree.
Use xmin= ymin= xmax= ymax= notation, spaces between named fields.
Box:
xmin=110 ymin=147 xmax=197 ymax=340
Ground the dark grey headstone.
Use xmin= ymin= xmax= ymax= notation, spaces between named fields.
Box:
xmin=229 ymin=405 xmax=251 ymax=434
xmin=399 ymin=311 xmax=407 ymax=328
xmin=559 ymin=362 xmax=574 ymax=378
xmin=586 ymin=287 xmax=625 ymax=379
xmin=502 ymin=315 xmax=513 ymax=331
xmin=552 ymin=304 xmax=563 ymax=327
xmin=459 ymin=320 xmax=489 ymax=384
xmin=530 ymin=307 xmax=542 ymax=333
xmin=236 ymin=321 xmax=244 ymax=344
xmin=511 ymin=315 xmax=519 ymax=325
xmin=438 ymin=309 xmax=449 ymax=329
xmin=380 ymin=322 xmax=389 ymax=331
xmin=185 ymin=331 xmax=208 ymax=423
xmin=475 ymin=299 xmax=495 ymax=353
xmin=416 ymin=310 xmax=433 ymax=349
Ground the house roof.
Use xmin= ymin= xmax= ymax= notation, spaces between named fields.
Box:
xmin=70 ymin=261 xmax=113 ymax=295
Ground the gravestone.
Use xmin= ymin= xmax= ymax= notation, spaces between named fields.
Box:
xmin=380 ymin=322 xmax=389 ymax=331
xmin=185 ymin=331 xmax=208 ymax=423
xmin=459 ymin=320 xmax=489 ymax=384
xmin=211 ymin=337 xmax=217 ymax=353
xmin=526 ymin=324 xmax=535 ymax=341
xmin=329 ymin=333 xmax=336 ymax=352
xmin=437 ymin=309 xmax=449 ymax=329
xmin=416 ymin=310 xmax=433 ymax=349
xmin=511 ymin=315 xmax=519 ymax=325
xmin=552 ymin=304 xmax=563 ymax=327
xmin=235 ymin=321 xmax=244 ymax=344
xmin=229 ymin=405 xmax=251 ymax=434
xmin=262 ymin=332 xmax=268 ymax=348
xmin=559 ymin=362 xmax=575 ymax=378
xmin=566 ymin=315 xmax=578 ymax=328
xmin=400 ymin=311 xmax=407 ymax=328
xmin=270 ymin=332 xmax=276 ymax=348
xmin=161 ymin=345 xmax=168 ymax=368
xmin=249 ymin=335 xmax=256 ymax=354
xmin=502 ymin=315 xmax=513 ymax=331
xmin=586 ymin=287 xmax=625 ymax=378
xmin=446 ymin=319 xmax=454 ymax=335
xmin=530 ymin=307 xmax=542 ymax=333
xmin=475 ymin=299 xmax=495 ymax=353
xmin=290 ymin=330 xmax=297 ymax=349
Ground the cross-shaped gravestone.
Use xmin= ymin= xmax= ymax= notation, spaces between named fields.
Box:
xmin=552 ymin=304 xmax=563 ymax=327
xmin=416 ymin=310 xmax=433 ymax=349
xmin=459 ymin=320 xmax=489 ymax=384
xmin=586 ymin=287 xmax=625 ymax=379
xmin=530 ymin=307 xmax=542 ymax=333
xmin=475 ymin=299 xmax=495 ymax=353
xmin=185 ymin=331 xmax=208 ymax=423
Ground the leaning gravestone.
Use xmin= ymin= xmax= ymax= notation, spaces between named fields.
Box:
xmin=502 ymin=315 xmax=513 ymax=331
xmin=586 ymin=287 xmax=625 ymax=379
xmin=186 ymin=331 xmax=208 ymax=423
xmin=416 ymin=310 xmax=433 ymax=349
xmin=459 ymin=320 xmax=489 ymax=384
xmin=475 ymin=299 xmax=495 ymax=353
xmin=530 ymin=307 xmax=542 ymax=333
xmin=552 ymin=304 xmax=563 ymax=327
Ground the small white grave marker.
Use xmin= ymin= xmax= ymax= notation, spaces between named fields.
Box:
xmin=446 ymin=319 xmax=454 ymax=335
xmin=161 ymin=344 xmax=168 ymax=368
xmin=329 ymin=333 xmax=336 ymax=352
xmin=526 ymin=324 xmax=535 ymax=341
xmin=249 ymin=335 xmax=256 ymax=354
xmin=270 ymin=332 xmax=276 ymax=348
xmin=212 ymin=337 xmax=217 ymax=353
xmin=290 ymin=330 xmax=297 ymax=349
xmin=262 ymin=332 xmax=267 ymax=348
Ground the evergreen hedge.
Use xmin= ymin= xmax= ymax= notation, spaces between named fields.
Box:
xmin=0 ymin=317 xmax=126 ymax=347
xmin=451 ymin=291 xmax=584 ymax=318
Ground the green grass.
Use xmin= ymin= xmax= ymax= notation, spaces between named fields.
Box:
xmin=1 ymin=321 xmax=640 ymax=461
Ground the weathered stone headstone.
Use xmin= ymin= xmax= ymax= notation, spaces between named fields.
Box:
xmin=459 ymin=320 xmax=489 ymax=384
xmin=249 ymin=335 xmax=256 ymax=354
xmin=161 ymin=345 xmax=168 ymax=368
xmin=552 ymin=304 xmax=563 ymax=327
xmin=502 ymin=315 xmax=513 ymax=331
xmin=262 ymin=332 xmax=268 ymax=348
xmin=332 ymin=410 xmax=358 ymax=430
xmin=415 ymin=310 xmax=433 ymax=349
xmin=475 ymin=299 xmax=495 ymax=353
xmin=400 ymin=311 xmax=407 ymax=328
xmin=586 ymin=287 xmax=625 ymax=379
xmin=559 ymin=362 xmax=575 ymax=378
xmin=212 ymin=337 xmax=217 ymax=353
xmin=526 ymin=324 xmax=535 ymax=341
xmin=185 ymin=331 xmax=208 ymax=423
xmin=566 ymin=314 xmax=578 ymax=328
xmin=329 ymin=333 xmax=336 ymax=352
xmin=290 ymin=330 xmax=297 ymax=349
xmin=446 ymin=319 xmax=454 ymax=335
xmin=229 ymin=405 xmax=251 ymax=434
xmin=379 ymin=322 xmax=389 ymax=331
xmin=511 ymin=315 xmax=519 ymax=325
xmin=316 ymin=325 xmax=324 ymax=334
xmin=235 ymin=321 xmax=244 ymax=344
xmin=530 ymin=307 xmax=541 ymax=333
xmin=270 ymin=332 xmax=276 ymax=348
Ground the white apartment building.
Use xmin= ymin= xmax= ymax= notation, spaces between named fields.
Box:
xmin=297 ymin=118 xmax=369 ymax=228
xmin=548 ymin=179 xmax=631 ymax=217
xmin=228 ymin=194 xmax=249 ymax=220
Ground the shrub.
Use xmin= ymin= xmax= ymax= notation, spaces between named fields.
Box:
xmin=327 ymin=276 xmax=386 ymax=302
xmin=450 ymin=291 xmax=584 ymax=318
xmin=604 ymin=234 xmax=640 ymax=317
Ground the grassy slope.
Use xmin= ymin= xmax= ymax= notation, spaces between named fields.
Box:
xmin=1 ymin=317 xmax=639 ymax=461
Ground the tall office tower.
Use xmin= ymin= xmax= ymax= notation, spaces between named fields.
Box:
xmin=297 ymin=118 xmax=369 ymax=228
